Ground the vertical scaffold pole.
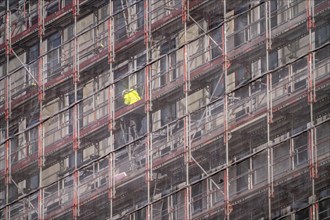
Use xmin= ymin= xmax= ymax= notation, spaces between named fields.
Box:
xmin=222 ymin=0 xmax=233 ymax=218
xmin=182 ymin=0 xmax=191 ymax=219
xmin=73 ymin=0 xmax=80 ymax=83
xmin=306 ymin=1 xmax=318 ymax=219
xmin=144 ymin=0 xmax=152 ymax=219
xmin=108 ymin=151 xmax=114 ymax=218
xmin=4 ymin=1 xmax=11 ymax=219
xmin=38 ymin=0 xmax=44 ymax=37
xmin=308 ymin=128 xmax=318 ymax=220
xmin=265 ymin=1 xmax=274 ymax=219
xmin=108 ymin=1 xmax=115 ymax=64
xmin=306 ymin=0 xmax=315 ymax=30
xmin=72 ymin=0 xmax=80 ymax=219
xmin=306 ymin=0 xmax=316 ymax=104
xmin=37 ymin=0 xmax=44 ymax=219
xmin=108 ymin=0 xmax=115 ymax=218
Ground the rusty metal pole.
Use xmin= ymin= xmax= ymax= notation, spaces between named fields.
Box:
xmin=4 ymin=0 xmax=11 ymax=218
xmin=108 ymin=0 xmax=115 ymax=218
xmin=37 ymin=0 xmax=45 ymax=219
xmin=306 ymin=0 xmax=318 ymax=219
xmin=72 ymin=0 xmax=80 ymax=218
xmin=182 ymin=0 xmax=192 ymax=219
xmin=144 ymin=0 xmax=153 ymax=218
xmin=265 ymin=1 xmax=274 ymax=219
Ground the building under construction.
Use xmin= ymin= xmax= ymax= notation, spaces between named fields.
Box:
xmin=0 ymin=0 xmax=330 ymax=219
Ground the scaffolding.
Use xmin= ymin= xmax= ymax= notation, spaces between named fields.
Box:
xmin=0 ymin=0 xmax=330 ymax=219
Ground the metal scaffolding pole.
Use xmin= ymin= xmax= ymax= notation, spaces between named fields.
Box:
xmin=72 ymin=0 xmax=80 ymax=218
xmin=144 ymin=0 xmax=152 ymax=218
xmin=221 ymin=2 xmax=229 ymax=218
xmin=265 ymin=1 xmax=273 ymax=219
xmin=306 ymin=0 xmax=317 ymax=219
xmin=108 ymin=0 xmax=115 ymax=218
xmin=222 ymin=0 xmax=232 ymax=218
xmin=182 ymin=0 xmax=191 ymax=219
xmin=108 ymin=151 xmax=114 ymax=219
xmin=37 ymin=0 xmax=45 ymax=219
xmin=38 ymin=0 xmax=44 ymax=37
xmin=4 ymin=1 xmax=11 ymax=219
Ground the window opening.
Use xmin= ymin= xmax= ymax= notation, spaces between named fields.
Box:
xmin=47 ymin=32 xmax=61 ymax=81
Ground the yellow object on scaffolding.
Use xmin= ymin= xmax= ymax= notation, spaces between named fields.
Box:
xmin=123 ymin=89 xmax=141 ymax=105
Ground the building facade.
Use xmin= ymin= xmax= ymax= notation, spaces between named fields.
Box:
xmin=0 ymin=0 xmax=330 ymax=219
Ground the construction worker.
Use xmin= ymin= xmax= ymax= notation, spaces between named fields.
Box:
xmin=121 ymin=89 xmax=143 ymax=140
xmin=122 ymin=88 xmax=141 ymax=105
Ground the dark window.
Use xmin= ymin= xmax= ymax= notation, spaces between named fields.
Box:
xmin=319 ymin=199 xmax=330 ymax=219
xmin=235 ymin=66 xmax=251 ymax=87
xmin=68 ymin=89 xmax=83 ymax=104
xmin=27 ymin=127 xmax=38 ymax=155
xmin=64 ymin=0 xmax=72 ymax=6
xmin=292 ymin=58 xmax=307 ymax=91
xmin=236 ymin=85 xmax=249 ymax=100
xmin=192 ymin=182 xmax=203 ymax=214
xmin=29 ymin=13 xmax=38 ymax=27
xmin=29 ymin=175 xmax=39 ymax=190
xmin=136 ymin=69 xmax=144 ymax=96
xmin=26 ymin=108 xmax=39 ymax=155
xmin=268 ymin=50 xmax=278 ymax=70
xmin=273 ymin=142 xmax=291 ymax=177
xmin=270 ymin=0 xmax=277 ymax=28
xmin=292 ymin=58 xmax=306 ymax=73
xmin=315 ymin=0 xmax=324 ymax=5
xmin=210 ymin=76 xmax=224 ymax=100
xmin=272 ymin=67 xmax=288 ymax=85
xmin=135 ymin=208 xmax=146 ymax=219
xmin=114 ymin=64 xmax=129 ymax=81
xmin=251 ymin=77 xmax=266 ymax=94
xmin=236 ymin=159 xmax=249 ymax=192
xmin=209 ymin=20 xmax=222 ymax=59
xmin=161 ymin=102 xmax=176 ymax=126
xmin=251 ymin=56 xmax=266 ymax=77
xmin=315 ymin=45 xmax=330 ymax=64
xmin=67 ymin=25 xmax=74 ymax=40
xmin=159 ymin=56 xmax=167 ymax=87
xmin=160 ymin=39 xmax=176 ymax=86
xmin=69 ymin=150 xmax=83 ymax=168
xmin=68 ymin=89 xmax=83 ymax=133
xmin=259 ymin=4 xmax=266 ymax=34
xmin=136 ymin=53 xmax=146 ymax=70
xmin=0 ymin=121 xmax=6 ymax=141
xmin=136 ymin=1 xmax=144 ymax=29
xmin=100 ymin=5 xmax=108 ymax=20
xmin=114 ymin=1 xmax=127 ymax=41
xmin=47 ymin=32 xmax=61 ymax=80
xmin=9 ymin=125 xmax=19 ymax=163
xmin=159 ymin=198 xmax=168 ymax=220
xmin=8 ymin=185 xmax=18 ymax=202
xmin=10 ymin=137 xmax=19 ymax=163
xmin=293 ymin=133 xmax=308 ymax=166
xmin=315 ymin=24 xmax=330 ymax=48
xmin=28 ymin=44 xmax=39 ymax=62
xmin=48 ymin=32 xmax=61 ymax=52
xmin=27 ymin=44 xmax=39 ymax=84
xmin=295 ymin=208 xmax=309 ymax=220
xmin=46 ymin=1 xmax=59 ymax=16
xmin=234 ymin=9 xmax=248 ymax=47
xmin=291 ymin=0 xmax=300 ymax=18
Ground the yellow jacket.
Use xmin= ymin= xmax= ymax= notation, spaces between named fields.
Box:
xmin=123 ymin=89 xmax=141 ymax=105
